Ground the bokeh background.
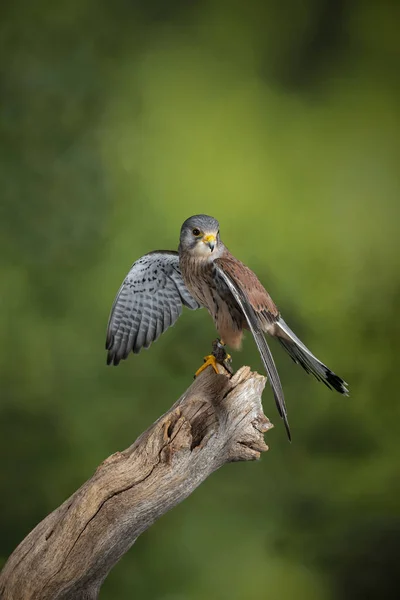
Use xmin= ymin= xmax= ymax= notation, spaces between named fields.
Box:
xmin=1 ymin=1 xmax=399 ymax=598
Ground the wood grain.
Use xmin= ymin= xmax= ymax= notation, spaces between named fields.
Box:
xmin=0 ymin=364 xmax=272 ymax=600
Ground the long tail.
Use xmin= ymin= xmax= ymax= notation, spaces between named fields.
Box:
xmin=273 ymin=318 xmax=349 ymax=395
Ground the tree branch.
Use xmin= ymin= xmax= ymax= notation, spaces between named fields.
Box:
xmin=0 ymin=364 xmax=272 ymax=600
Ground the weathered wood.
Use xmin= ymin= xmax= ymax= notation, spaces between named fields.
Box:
xmin=0 ymin=365 xmax=272 ymax=600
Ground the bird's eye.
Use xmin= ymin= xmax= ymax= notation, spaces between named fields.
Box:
xmin=192 ymin=228 xmax=201 ymax=236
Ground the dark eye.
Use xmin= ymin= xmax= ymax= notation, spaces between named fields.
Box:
xmin=192 ymin=228 xmax=201 ymax=236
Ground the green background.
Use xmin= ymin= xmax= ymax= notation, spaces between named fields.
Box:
xmin=1 ymin=1 xmax=399 ymax=598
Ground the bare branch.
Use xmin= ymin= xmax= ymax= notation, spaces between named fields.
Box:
xmin=0 ymin=365 xmax=271 ymax=600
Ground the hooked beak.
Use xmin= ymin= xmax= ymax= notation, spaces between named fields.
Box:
xmin=203 ymin=234 xmax=216 ymax=252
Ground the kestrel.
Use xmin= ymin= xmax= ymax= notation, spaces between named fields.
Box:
xmin=106 ymin=214 xmax=348 ymax=439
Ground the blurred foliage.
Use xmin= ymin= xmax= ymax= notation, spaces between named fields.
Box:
xmin=1 ymin=0 xmax=399 ymax=598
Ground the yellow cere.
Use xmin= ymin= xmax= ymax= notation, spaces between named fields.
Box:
xmin=203 ymin=234 xmax=216 ymax=244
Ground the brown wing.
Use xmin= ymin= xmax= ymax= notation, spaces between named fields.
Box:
xmin=215 ymin=251 xmax=279 ymax=328
xmin=214 ymin=257 xmax=291 ymax=440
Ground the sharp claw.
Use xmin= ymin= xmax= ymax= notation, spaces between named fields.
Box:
xmin=194 ymin=341 xmax=233 ymax=378
xmin=194 ymin=354 xmax=219 ymax=377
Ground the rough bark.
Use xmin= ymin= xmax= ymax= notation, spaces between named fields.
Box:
xmin=0 ymin=364 xmax=272 ymax=600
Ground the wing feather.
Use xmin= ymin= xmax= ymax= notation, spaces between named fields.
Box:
xmin=215 ymin=253 xmax=279 ymax=324
xmin=215 ymin=262 xmax=291 ymax=440
xmin=106 ymin=251 xmax=200 ymax=365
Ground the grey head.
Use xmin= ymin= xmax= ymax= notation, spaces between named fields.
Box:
xmin=179 ymin=214 xmax=222 ymax=258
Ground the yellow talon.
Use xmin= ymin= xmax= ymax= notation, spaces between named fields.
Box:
xmin=194 ymin=354 xmax=220 ymax=377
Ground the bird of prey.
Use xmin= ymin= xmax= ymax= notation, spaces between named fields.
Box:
xmin=106 ymin=214 xmax=348 ymax=439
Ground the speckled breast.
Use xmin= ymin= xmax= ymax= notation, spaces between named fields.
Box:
xmin=179 ymin=254 xmax=243 ymax=329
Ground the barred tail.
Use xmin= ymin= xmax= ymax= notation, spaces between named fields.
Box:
xmin=274 ymin=318 xmax=349 ymax=395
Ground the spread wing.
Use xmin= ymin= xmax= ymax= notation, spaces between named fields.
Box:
xmin=106 ymin=251 xmax=200 ymax=365
xmin=215 ymin=258 xmax=291 ymax=440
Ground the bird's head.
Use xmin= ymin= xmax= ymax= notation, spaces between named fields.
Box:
xmin=179 ymin=214 xmax=221 ymax=259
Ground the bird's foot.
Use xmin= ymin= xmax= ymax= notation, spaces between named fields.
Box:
xmin=194 ymin=354 xmax=220 ymax=377
xmin=194 ymin=339 xmax=233 ymax=378
xmin=211 ymin=339 xmax=233 ymax=370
